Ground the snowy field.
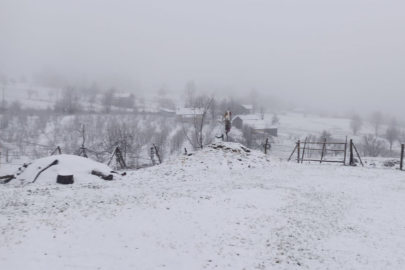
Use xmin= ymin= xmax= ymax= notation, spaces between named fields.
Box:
xmin=1 ymin=143 xmax=405 ymax=269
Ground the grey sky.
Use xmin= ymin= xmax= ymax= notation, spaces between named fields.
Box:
xmin=1 ymin=0 xmax=404 ymax=114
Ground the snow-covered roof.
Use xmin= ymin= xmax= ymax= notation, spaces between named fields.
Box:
xmin=159 ymin=108 xmax=175 ymax=113
xmin=243 ymin=119 xmax=267 ymax=130
xmin=114 ymin=92 xmax=133 ymax=98
xmin=241 ymin=104 xmax=253 ymax=110
xmin=176 ymin=108 xmax=204 ymax=116
xmin=232 ymin=114 xmax=261 ymax=121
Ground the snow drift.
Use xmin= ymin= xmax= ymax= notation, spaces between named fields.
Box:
xmin=2 ymin=155 xmax=117 ymax=185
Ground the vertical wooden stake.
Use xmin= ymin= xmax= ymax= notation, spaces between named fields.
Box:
xmin=352 ymin=143 xmax=364 ymax=167
xmin=343 ymin=136 xmax=347 ymax=165
xmin=153 ymin=143 xmax=162 ymax=164
xmin=320 ymin=138 xmax=326 ymax=163
xmin=297 ymin=140 xmax=301 ymax=163
xmin=287 ymin=144 xmax=297 ymax=162
xmin=400 ymin=144 xmax=404 ymax=171
xmin=301 ymin=137 xmax=307 ymax=164
xmin=350 ymin=139 xmax=354 ymax=166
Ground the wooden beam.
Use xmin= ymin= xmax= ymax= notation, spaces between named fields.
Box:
xmin=400 ymin=144 xmax=404 ymax=171
xmin=320 ymin=138 xmax=327 ymax=164
xmin=287 ymin=144 xmax=297 ymax=162
xmin=343 ymin=136 xmax=347 ymax=166
xmin=301 ymin=137 xmax=307 ymax=164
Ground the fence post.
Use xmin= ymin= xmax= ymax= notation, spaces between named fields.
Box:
xmin=350 ymin=139 xmax=354 ymax=166
xmin=400 ymin=144 xmax=404 ymax=171
xmin=297 ymin=140 xmax=300 ymax=163
xmin=150 ymin=147 xmax=155 ymax=165
xmin=320 ymin=138 xmax=327 ymax=164
xmin=343 ymin=136 xmax=347 ymax=165
xmin=301 ymin=137 xmax=307 ymax=164
xmin=264 ymin=137 xmax=268 ymax=155
xmin=153 ymin=143 xmax=162 ymax=164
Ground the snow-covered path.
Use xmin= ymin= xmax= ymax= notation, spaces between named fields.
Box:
xmin=1 ymin=144 xmax=405 ymax=269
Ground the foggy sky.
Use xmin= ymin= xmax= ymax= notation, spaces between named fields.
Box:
xmin=1 ymin=0 xmax=404 ymax=115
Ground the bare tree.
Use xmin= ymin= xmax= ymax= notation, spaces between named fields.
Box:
xmin=271 ymin=114 xmax=280 ymax=125
xmin=259 ymin=106 xmax=266 ymax=120
xmin=385 ymin=118 xmax=399 ymax=152
xmin=361 ymin=134 xmax=389 ymax=157
xmin=182 ymin=93 xmax=218 ymax=149
xmin=370 ymin=111 xmax=383 ymax=136
xmin=102 ymin=88 xmax=115 ymax=113
xmin=399 ymin=131 xmax=405 ymax=144
xmin=54 ymin=85 xmax=80 ymax=114
xmin=87 ymin=82 xmax=99 ymax=110
xmin=350 ymin=113 xmax=363 ymax=135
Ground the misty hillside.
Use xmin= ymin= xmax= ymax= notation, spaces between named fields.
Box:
xmin=2 ymin=0 xmax=405 ymax=269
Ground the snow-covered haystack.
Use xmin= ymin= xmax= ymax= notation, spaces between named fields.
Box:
xmin=165 ymin=142 xmax=272 ymax=170
xmin=2 ymin=155 xmax=118 ymax=185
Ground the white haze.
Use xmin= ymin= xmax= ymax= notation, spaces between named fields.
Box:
xmin=1 ymin=0 xmax=404 ymax=115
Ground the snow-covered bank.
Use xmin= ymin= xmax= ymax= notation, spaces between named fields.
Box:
xmin=1 ymin=155 xmax=118 ymax=185
xmin=1 ymin=143 xmax=405 ymax=269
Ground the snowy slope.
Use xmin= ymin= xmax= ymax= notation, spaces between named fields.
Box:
xmin=1 ymin=142 xmax=405 ymax=269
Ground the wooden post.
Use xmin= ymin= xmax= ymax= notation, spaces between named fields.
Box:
xmin=349 ymin=139 xmax=354 ymax=166
xmin=320 ymin=138 xmax=327 ymax=163
xmin=343 ymin=136 xmax=347 ymax=165
xmin=301 ymin=137 xmax=307 ymax=164
xmin=58 ymin=146 xmax=62 ymax=155
xmin=264 ymin=137 xmax=268 ymax=155
xmin=400 ymin=144 xmax=404 ymax=171
xmin=352 ymin=143 xmax=364 ymax=167
xmin=153 ymin=143 xmax=162 ymax=164
xmin=150 ymin=147 xmax=155 ymax=165
xmin=287 ymin=144 xmax=297 ymax=162
xmin=297 ymin=140 xmax=301 ymax=163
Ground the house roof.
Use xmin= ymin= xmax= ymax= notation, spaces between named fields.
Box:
xmin=241 ymin=104 xmax=253 ymax=110
xmin=176 ymin=108 xmax=204 ymax=116
xmin=159 ymin=108 xmax=175 ymax=113
xmin=243 ymin=119 xmax=267 ymax=130
xmin=114 ymin=92 xmax=133 ymax=98
xmin=232 ymin=114 xmax=261 ymax=121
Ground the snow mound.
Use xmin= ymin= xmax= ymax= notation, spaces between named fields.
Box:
xmin=4 ymin=155 xmax=117 ymax=185
xmin=165 ymin=142 xmax=272 ymax=170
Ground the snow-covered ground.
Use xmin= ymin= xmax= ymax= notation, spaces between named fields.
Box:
xmin=1 ymin=142 xmax=404 ymax=269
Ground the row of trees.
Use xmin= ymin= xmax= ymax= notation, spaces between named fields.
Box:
xmin=350 ymin=112 xmax=405 ymax=153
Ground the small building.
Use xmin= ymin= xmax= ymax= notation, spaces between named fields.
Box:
xmin=232 ymin=114 xmax=261 ymax=129
xmin=159 ymin=108 xmax=176 ymax=117
xmin=232 ymin=114 xmax=278 ymax=136
xmin=113 ymin=93 xmax=135 ymax=108
xmin=238 ymin=104 xmax=253 ymax=115
xmin=176 ymin=108 xmax=204 ymax=123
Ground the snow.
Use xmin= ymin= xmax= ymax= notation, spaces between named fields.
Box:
xmin=3 ymin=155 xmax=116 ymax=185
xmin=1 ymin=142 xmax=405 ymax=269
xmin=175 ymin=107 xmax=204 ymax=116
